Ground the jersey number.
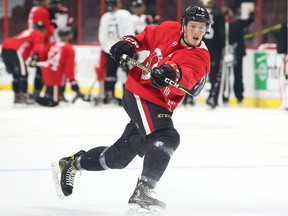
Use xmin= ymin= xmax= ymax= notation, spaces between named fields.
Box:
xmin=47 ymin=46 xmax=62 ymax=71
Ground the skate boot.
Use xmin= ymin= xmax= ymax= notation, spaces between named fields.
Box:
xmin=128 ymin=179 xmax=166 ymax=215
xmin=14 ymin=93 xmax=35 ymax=105
xmin=206 ymin=96 xmax=217 ymax=109
xmin=51 ymin=150 xmax=86 ymax=199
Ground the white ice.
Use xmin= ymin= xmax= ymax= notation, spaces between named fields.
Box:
xmin=0 ymin=91 xmax=287 ymax=216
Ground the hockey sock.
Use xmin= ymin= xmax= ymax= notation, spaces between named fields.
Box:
xmin=19 ymin=76 xmax=28 ymax=93
xmin=79 ymin=146 xmax=108 ymax=171
xmin=12 ymin=80 xmax=20 ymax=93
xmin=34 ymin=67 xmax=43 ymax=92
xmin=141 ymin=145 xmax=171 ymax=189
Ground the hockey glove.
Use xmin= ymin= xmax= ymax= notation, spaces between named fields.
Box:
xmin=29 ymin=55 xmax=39 ymax=67
xmin=151 ymin=64 xmax=176 ymax=88
xmin=110 ymin=35 xmax=140 ymax=65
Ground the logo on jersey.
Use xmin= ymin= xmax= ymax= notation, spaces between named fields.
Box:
xmin=141 ymin=71 xmax=151 ymax=80
xmin=172 ymin=41 xmax=177 ymax=46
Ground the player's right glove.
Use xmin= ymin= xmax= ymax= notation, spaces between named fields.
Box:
xmin=28 ymin=55 xmax=39 ymax=67
xmin=110 ymin=35 xmax=140 ymax=65
xmin=151 ymin=64 xmax=178 ymax=88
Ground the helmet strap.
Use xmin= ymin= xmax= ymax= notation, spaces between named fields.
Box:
xmin=181 ymin=32 xmax=193 ymax=47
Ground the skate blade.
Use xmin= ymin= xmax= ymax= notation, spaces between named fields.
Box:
xmin=126 ymin=203 xmax=164 ymax=216
xmin=51 ymin=161 xmax=65 ymax=200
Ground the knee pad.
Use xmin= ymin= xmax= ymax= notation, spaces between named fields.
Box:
xmin=149 ymin=127 xmax=180 ymax=157
xmin=100 ymin=139 xmax=137 ymax=169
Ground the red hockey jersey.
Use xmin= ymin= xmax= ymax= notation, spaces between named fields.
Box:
xmin=2 ymin=29 xmax=45 ymax=60
xmin=41 ymin=42 xmax=75 ymax=86
xmin=28 ymin=6 xmax=54 ymax=43
xmin=126 ymin=21 xmax=211 ymax=111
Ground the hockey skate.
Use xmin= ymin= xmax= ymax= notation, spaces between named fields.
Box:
xmin=51 ymin=150 xmax=85 ymax=199
xmin=14 ymin=92 xmax=35 ymax=105
xmin=127 ymin=179 xmax=166 ymax=215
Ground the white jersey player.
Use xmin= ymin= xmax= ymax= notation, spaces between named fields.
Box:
xmin=130 ymin=0 xmax=147 ymax=35
xmin=49 ymin=0 xmax=73 ymax=42
xmin=98 ymin=0 xmax=134 ymax=54
xmin=98 ymin=0 xmax=135 ymax=105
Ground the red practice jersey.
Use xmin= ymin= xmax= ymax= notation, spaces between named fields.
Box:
xmin=2 ymin=29 xmax=45 ymax=60
xmin=41 ymin=42 xmax=75 ymax=86
xmin=126 ymin=21 xmax=211 ymax=111
xmin=28 ymin=6 xmax=54 ymax=43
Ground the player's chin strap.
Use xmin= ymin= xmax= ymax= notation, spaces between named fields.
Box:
xmin=121 ymin=54 xmax=208 ymax=97
xmin=181 ymin=33 xmax=194 ymax=47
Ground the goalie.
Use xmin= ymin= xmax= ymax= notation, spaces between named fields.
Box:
xmin=52 ymin=5 xmax=211 ymax=214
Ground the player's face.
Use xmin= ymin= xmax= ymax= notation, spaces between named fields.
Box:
xmin=183 ymin=21 xmax=206 ymax=47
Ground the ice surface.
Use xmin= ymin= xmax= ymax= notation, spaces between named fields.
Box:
xmin=0 ymin=91 xmax=287 ymax=216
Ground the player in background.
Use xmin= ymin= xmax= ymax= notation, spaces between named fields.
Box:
xmin=98 ymin=0 xmax=134 ymax=105
xmin=1 ymin=22 xmax=46 ymax=105
xmin=130 ymin=0 xmax=160 ymax=62
xmin=49 ymin=0 xmax=73 ymax=42
xmin=27 ymin=0 xmax=55 ymax=100
xmin=221 ymin=6 xmax=254 ymax=105
xmin=52 ymin=6 xmax=210 ymax=214
xmin=48 ymin=0 xmax=74 ymax=102
xmin=200 ymin=0 xmax=225 ymax=109
xmin=276 ymin=20 xmax=288 ymax=110
xmin=130 ymin=0 xmax=148 ymax=35
xmin=36 ymin=27 xmax=83 ymax=107
xmin=28 ymin=0 xmax=54 ymax=42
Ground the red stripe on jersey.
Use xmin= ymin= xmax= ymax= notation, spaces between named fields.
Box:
xmin=140 ymin=99 xmax=155 ymax=133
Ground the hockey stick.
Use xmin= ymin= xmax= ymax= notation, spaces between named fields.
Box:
xmin=121 ymin=54 xmax=207 ymax=97
xmin=218 ymin=15 xmax=234 ymax=106
xmin=26 ymin=61 xmax=49 ymax=67
xmin=71 ymin=78 xmax=99 ymax=104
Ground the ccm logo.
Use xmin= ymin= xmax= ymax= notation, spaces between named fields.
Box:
xmin=123 ymin=37 xmax=140 ymax=49
xmin=157 ymin=114 xmax=171 ymax=118
xmin=164 ymin=78 xmax=179 ymax=87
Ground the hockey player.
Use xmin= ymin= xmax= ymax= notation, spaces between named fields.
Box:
xmin=52 ymin=5 xmax=210 ymax=214
xmin=1 ymin=22 xmax=46 ymax=105
xmin=200 ymin=0 xmax=225 ymax=109
xmin=221 ymin=6 xmax=254 ymax=105
xmin=28 ymin=0 xmax=55 ymax=43
xmin=49 ymin=0 xmax=73 ymax=42
xmin=130 ymin=0 xmax=148 ymax=34
xmin=98 ymin=0 xmax=134 ymax=104
xmin=276 ymin=20 xmax=288 ymax=110
xmin=48 ymin=0 xmax=74 ymax=102
xmin=36 ymin=27 xmax=83 ymax=107
xmin=27 ymin=0 xmax=55 ymax=100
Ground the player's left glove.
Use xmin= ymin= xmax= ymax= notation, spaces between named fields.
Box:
xmin=110 ymin=35 xmax=140 ymax=65
xmin=151 ymin=63 xmax=181 ymax=88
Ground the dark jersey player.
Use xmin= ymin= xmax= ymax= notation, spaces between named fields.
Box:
xmin=200 ymin=0 xmax=225 ymax=108
xmin=52 ymin=5 xmax=211 ymax=214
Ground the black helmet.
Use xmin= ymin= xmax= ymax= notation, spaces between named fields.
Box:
xmin=58 ymin=27 xmax=72 ymax=38
xmin=105 ymin=0 xmax=120 ymax=11
xmin=33 ymin=21 xmax=45 ymax=30
xmin=182 ymin=6 xmax=211 ymax=33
